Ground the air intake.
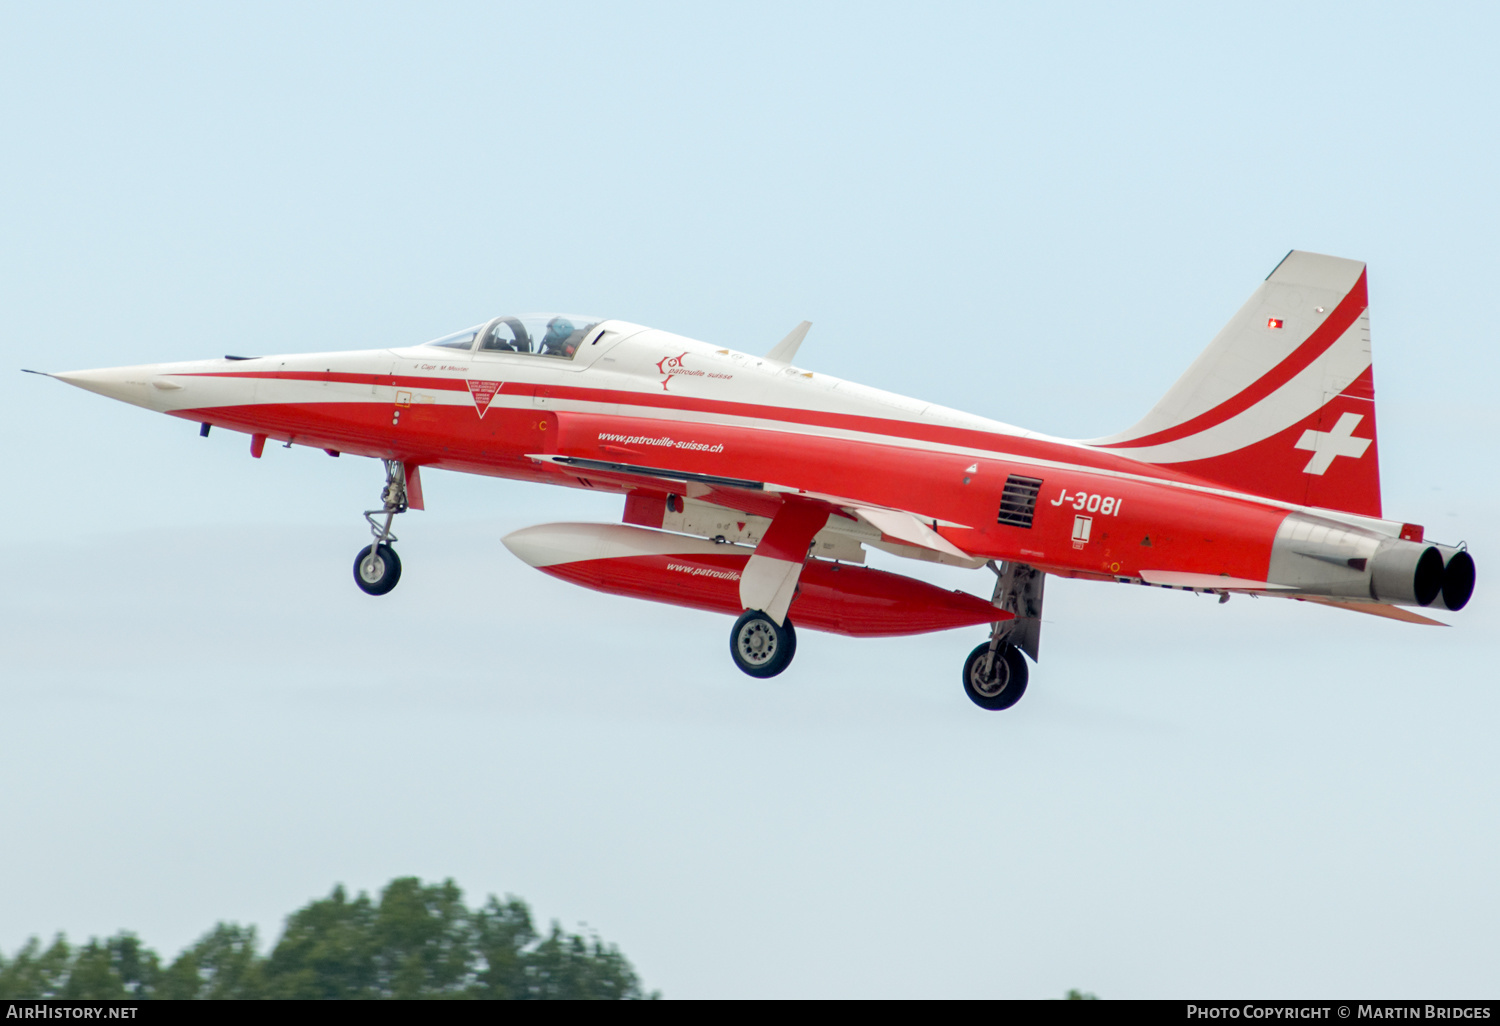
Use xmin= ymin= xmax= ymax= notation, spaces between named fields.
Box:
xmin=996 ymin=474 xmax=1044 ymax=528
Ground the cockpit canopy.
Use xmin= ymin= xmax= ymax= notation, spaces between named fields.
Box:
xmin=423 ymin=313 xmax=604 ymax=360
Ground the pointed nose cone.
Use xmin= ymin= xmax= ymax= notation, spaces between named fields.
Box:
xmin=51 ymin=366 xmax=164 ymax=408
xmin=44 ymin=359 xmax=243 ymax=414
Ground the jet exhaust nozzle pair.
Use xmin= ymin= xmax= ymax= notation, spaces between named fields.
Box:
xmin=1370 ymin=540 xmax=1474 ymax=611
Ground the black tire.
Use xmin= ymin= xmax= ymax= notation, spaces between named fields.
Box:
xmin=962 ymin=642 xmax=1028 ymax=710
xmin=730 ymin=611 xmax=796 ymax=678
xmin=353 ymin=543 xmax=402 ymax=596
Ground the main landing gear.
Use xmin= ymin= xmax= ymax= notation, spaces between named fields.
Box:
xmin=963 ymin=561 xmax=1045 ymax=711
xmin=724 ymin=562 xmax=1045 ymax=706
xmin=963 ymin=642 xmax=1028 ymax=710
xmin=729 ymin=610 xmax=797 ymax=678
xmin=353 ymin=459 xmax=407 ymax=596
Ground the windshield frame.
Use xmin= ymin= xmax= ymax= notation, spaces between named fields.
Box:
xmin=420 ymin=325 xmax=484 ymax=352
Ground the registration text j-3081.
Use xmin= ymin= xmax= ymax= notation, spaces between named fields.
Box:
xmin=1049 ymin=489 xmax=1123 ymax=516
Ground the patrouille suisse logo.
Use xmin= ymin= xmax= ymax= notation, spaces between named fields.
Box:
xmin=466 ymin=380 xmax=502 ymax=417
xmin=655 ymin=353 xmax=733 ymax=391
xmin=656 ymin=353 xmax=688 ymax=391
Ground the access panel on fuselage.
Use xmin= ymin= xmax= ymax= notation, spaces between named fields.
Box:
xmin=974 ymin=469 xmax=1288 ymax=583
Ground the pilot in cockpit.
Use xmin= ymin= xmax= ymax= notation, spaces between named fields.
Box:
xmin=538 ymin=317 xmax=578 ymax=358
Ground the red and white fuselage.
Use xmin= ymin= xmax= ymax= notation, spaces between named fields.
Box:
xmin=42 ymin=252 xmax=1476 ymax=699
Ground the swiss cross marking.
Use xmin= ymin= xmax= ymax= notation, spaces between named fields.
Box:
xmin=1295 ymin=412 xmax=1371 ymax=475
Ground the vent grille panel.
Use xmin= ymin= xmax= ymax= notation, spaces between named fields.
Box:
xmin=996 ymin=474 xmax=1044 ymax=528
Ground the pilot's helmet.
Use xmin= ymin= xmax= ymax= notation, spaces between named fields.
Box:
xmin=544 ymin=317 xmax=575 ymax=348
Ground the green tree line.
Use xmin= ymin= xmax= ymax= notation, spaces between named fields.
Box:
xmin=0 ymin=877 xmax=655 ymax=999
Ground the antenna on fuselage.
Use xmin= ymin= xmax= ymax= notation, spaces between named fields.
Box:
xmin=765 ymin=321 xmax=811 ymax=364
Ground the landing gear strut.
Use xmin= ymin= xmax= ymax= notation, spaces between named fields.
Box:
xmin=353 ymin=459 xmax=407 ymax=596
xmin=730 ymin=610 xmax=797 ymax=678
xmin=962 ymin=561 xmax=1045 ymax=711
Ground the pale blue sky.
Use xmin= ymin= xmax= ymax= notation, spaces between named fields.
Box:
xmin=3 ymin=2 xmax=1497 ymax=998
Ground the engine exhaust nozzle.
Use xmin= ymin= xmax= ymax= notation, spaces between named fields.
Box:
xmin=1370 ymin=541 xmax=1444 ymax=607
xmin=1427 ymin=544 xmax=1476 ymax=612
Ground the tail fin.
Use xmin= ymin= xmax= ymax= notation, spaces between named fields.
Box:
xmin=1092 ymin=250 xmax=1382 ymax=517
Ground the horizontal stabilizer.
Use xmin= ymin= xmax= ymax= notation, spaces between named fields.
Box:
xmin=1298 ymin=596 xmax=1447 ymax=626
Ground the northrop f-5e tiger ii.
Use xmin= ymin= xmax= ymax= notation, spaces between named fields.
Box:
xmin=30 ymin=251 xmax=1476 ymax=709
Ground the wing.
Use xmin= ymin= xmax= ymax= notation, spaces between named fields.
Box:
xmin=525 ymin=454 xmax=986 ymax=568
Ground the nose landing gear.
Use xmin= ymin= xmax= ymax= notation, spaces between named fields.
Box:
xmin=353 ymin=459 xmax=408 ymax=596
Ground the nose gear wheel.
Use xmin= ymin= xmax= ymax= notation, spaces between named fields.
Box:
xmin=354 ymin=542 xmax=402 ymax=596
xmin=353 ymin=459 xmax=408 ymax=596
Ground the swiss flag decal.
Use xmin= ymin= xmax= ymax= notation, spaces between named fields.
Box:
xmin=466 ymin=380 xmax=502 ymax=417
xmin=1267 ymin=318 xmax=1284 ymax=329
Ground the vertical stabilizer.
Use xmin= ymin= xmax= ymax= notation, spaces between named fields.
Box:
xmin=1090 ymin=251 xmax=1381 ymax=517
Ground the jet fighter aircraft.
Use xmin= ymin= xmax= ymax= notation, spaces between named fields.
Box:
xmin=31 ymin=251 xmax=1475 ymax=709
